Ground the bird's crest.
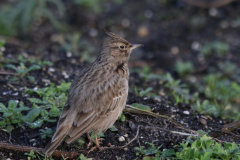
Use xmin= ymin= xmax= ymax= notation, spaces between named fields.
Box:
xmin=104 ymin=29 xmax=129 ymax=44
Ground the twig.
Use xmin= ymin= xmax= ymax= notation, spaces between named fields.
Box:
xmin=0 ymin=142 xmax=79 ymax=159
xmin=182 ymin=0 xmax=236 ymax=8
xmin=144 ymin=126 xmax=198 ymax=137
xmin=7 ymin=83 xmax=17 ymax=91
xmin=124 ymin=105 xmax=182 ymax=128
xmin=0 ymin=71 xmax=18 ymax=76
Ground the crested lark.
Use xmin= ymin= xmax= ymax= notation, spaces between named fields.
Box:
xmin=43 ymin=30 xmax=143 ymax=156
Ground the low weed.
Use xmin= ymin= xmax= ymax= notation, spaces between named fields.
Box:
xmin=39 ymin=128 xmax=53 ymax=139
xmin=25 ymin=82 xmax=71 ymax=128
xmin=0 ymin=100 xmax=29 ymax=133
xmin=135 ymin=134 xmax=240 ymax=160
xmin=201 ymin=41 xmax=229 ymax=56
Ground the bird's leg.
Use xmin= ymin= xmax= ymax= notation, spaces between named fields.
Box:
xmin=86 ymin=132 xmax=104 ymax=149
xmin=86 ymin=133 xmax=95 ymax=148
xmin=94 ymin=132 xmax=100 ymax=148
xmin=87 ymin=132 xmax=105 ymax=152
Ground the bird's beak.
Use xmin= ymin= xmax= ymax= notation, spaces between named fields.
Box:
xmin=131 ymin=44 xmax=144 ymax=50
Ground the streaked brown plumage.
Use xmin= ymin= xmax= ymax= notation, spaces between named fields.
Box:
xmin=43 ymin=30 xmax=143 ymax=156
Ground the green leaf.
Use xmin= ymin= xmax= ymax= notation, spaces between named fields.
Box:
xmin=56 ymin=81 xmax=71 ymax=92
xmin=140 ymin=87 xmax=152 ymax=97
xmin=8 ymin=100 xmax=18 ymax=109
xmin=142 ymin=156 xmax=155 ymax=160
xmin=0 ymin=40 xmax=5 ymax=48
xmin=29 ymin=119 xmax=44 ymax=128
xmin=120 ymin=114 xmax=125 ymax=122
xmin=5 ymin=125 xmax=14 ymax=133
xmin=6 ymin=64 xmax=18 ymax=71
xmin=3 ymin=112 xmax=12 ymax=117
xmin=26 ymin=108 xmax=42 ymax=122
xmin=131 ymin=103 xmax=151 ymax=111
xmin=28 ymin=98 xmax=43 ymax=104
xmin=27 ymin=76 xmax=35 ymax=82
xmin=0 ymin=103 xmax=7 ymax=112
xmin=109 ymin=125 xmax=118 ymax=132
xmin=27 ymin=64 xmax=41 ymax=72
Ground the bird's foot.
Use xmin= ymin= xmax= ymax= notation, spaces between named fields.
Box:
xmin=88 ymin=144 xmax=106 ymax=153
xmin=87 ymin=138 xmax=104 ymax=149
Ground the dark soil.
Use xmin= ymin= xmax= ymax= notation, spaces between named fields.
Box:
xmin=1 ymin=0 xmax=240 ymax=159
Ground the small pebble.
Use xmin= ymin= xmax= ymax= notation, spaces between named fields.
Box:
xmin=118 ymin=136 xmax=125 ymax=142
xmin=6 ymin=158 xmax=11 ymax=160
xmin=12 ymin=92 xmax=18 ymax=96
xmin=48 ymin=68 xmax=55 ymax=72
xmin=42 ymin=79 xmax=51 ymax=83
xmin=29 ymin=139 xmax=36 ymax=142
xmin=199 ymin=118 xmax=207 ymax=125
xmin=33 ymin=142 xmax=36 ymax=146
xmin=183 ymin=111 xmax=190 ymax=115
xmin=220 ymin=21 xmax=229 ymax=29
xmin=124 ymin=134 xmax=128 ymax=137
xmin=9 ymin=153 xmax=12 ymax=156
xmin=62 ymin=71 xmax=69 ymax=79
xmin=1 ymin=46 xmax=6 ymax=51
xmin=219 ymin=120 xmax=222 ymax=124
xmin=206 ymin=115 xmax=213 ymax=121
xmin=191 ymin=41 xmax=201 ymax=51
xmin=123 ymin=148 xmax=128 ymax=151
xmin=89 ymin=29 xmax=98 ymax=37
xmin=201 ymin=115 xmax=208 ymax=120
xmin=209 ymin=8 xmax=218 ymax=17
xmin=66 ymin=51 xmax=72 ymax=58
xmin=138 ymin=25 xmax=149 ymax=37
xmin=121 ymin=19 xmax=130 ymax=28
xmin=144 ymin=10 xmax=153 ymax=19
xmin=3 ymin=91 xmax=12 ymax=95
xmin=171 ymin=46 xmax=179 ymax=55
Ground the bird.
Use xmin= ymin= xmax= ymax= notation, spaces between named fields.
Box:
xmin=43 ymin=30 xmax=143 ymax=156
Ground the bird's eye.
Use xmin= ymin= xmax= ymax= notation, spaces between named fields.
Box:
xmin=119 ymin=45 xmax=125 ymax=49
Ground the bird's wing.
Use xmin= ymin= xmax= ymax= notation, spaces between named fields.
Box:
xmin=65 ymin=75 xmax=128 ymax=143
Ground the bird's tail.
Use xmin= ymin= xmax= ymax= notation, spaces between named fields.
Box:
xmin=42 ymin=124 xmax=70 ymax=157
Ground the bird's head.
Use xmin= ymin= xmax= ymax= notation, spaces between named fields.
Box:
xmin=100 ymin=30 xmax=143 ymax=65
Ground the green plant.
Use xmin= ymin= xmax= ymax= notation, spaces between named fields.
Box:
xmin=134 ymin=141 xmax=161 ymax=156
xmin=132 ymin=66 xmax=162 ymax=81
xmin=175 ymin=61 xmax=194 ymax=77
xmin=18 ymin=55 xmax=53 ymax=67
xmin=132 ymin=87 xmax=153 ymax=97
xmin=39 ymin=128 xmax=53 ymax=139
xmin=6 ymin=62 xmax=41 ymax=81
xmin=24 ymin=150 xmax=36 ymax=160
xmin=174 ymin=135 xmax=240 ymax=160
xmin=191 ymin=100 xmax=217 ymax=115
xmin=0 ymin=100 xmax=29 ymax=133
xmin=76 ymin=154 xmax=92 ymax=160
xmin=25 ymin=82 xmax=71 ymax=128
xmin=201 ymin=74 xmax=240 ymax=118
xmin=0 ymin=0 xmax=65 ymax=36
xmin=201 ymin=41 xmax=229 ymax=56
